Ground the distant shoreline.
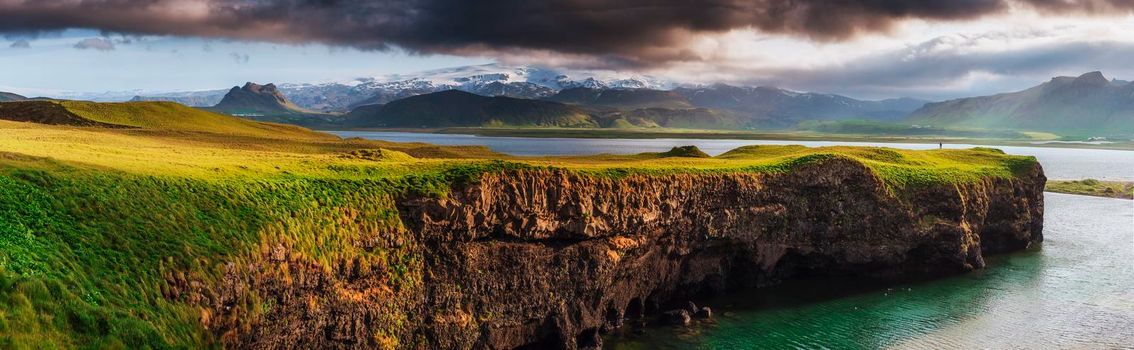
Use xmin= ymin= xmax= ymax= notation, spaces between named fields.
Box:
xmin=1046 ymin=180 xmax=1134 ymax=200
xmin=322 ymin=127 xmax=1134 ymax=151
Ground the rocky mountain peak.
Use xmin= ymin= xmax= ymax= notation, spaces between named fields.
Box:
xmin=212 ymin=81 xmax=303 ymax=115
xmin=1072 ymin=71 xmax=1109 ymax=86
xmin=232 ymin=82 xmax=288 ymax=104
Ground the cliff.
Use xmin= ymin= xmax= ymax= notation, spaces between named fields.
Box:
xmin=203 ymin=156 xmax=1044 ymax=349
xmin=0 ymin=118 xmax=1046 ymax=350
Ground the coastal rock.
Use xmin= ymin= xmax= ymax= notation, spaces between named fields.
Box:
xmin=661 ymin=310 xmax=692 ymax=326
xmin=696 ymin=307 xmax=713 ymax=319
xmin=686 ymin=301 xmax=699 ymax=315
xmin=397 ymin=157 xmax=1044 ymax=349
xmin=204 ymin=156 xmax=1044 ymax=349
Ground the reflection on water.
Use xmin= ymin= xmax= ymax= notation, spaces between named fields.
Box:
xmin=606 ymin=194 xmax=1133 ymax=349
xmin=330 ymin=131 xmax=1134 ymax=181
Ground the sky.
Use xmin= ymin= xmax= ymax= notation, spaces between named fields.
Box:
xmin=2 ymin=0 xmax=1134 ymax=100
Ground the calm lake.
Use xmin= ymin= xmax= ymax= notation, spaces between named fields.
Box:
xmin=333 ymin=131 xmax=1134 ymax=348
xmin=331 ymin=131 xmax=1134 ymax=181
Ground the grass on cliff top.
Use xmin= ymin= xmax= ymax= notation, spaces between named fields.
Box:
xmin=0 ymin=117 xmax=1037 ymax=186
xmin=0 ymin=108 xmax=1039 ymax=348
xmin=526 ymin=145 xmax=1036 ymax=187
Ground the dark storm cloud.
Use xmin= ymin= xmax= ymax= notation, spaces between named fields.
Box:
xmin=1 ymin=0 xmax=1133 ymax=66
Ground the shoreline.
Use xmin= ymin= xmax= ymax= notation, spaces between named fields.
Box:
xmin=319 ymin=127 xmax=1134 ymax=152
xmin=1046 ymin=180 xmax=1134 ymax=200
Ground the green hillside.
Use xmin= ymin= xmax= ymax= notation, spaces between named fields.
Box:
xmin=0 ymin=100 xmax=332 ymax=140
xmin=547 ymin=87 xmax=694 ymax=109
xmin=346 ymin=90 xmax=596 ymax=128
xmin=601 ymin=108 xmax=749 ymax=129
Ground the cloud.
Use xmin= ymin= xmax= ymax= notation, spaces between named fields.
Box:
xmin=1 ymin=0 xmax=1133 ymax=67
xmin=9 ymin=39 xmax=29 ymax=48
xmin=228 ymin=52 xmax=249 ymax=64
xmin=73 ymin=37 xmax=115 ymax=51
xmin=719 ymin=31 xmax=1134 ymax=99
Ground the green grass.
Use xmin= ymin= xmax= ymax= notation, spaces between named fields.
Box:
xmin=59 ymin=101 xmax=328 ymax=140
xmin=0 ymin=102 xmax=1043 ymax=348
xmin=0 ymin=164 xmax=430 ymax=348
xmin=1046 ymin=179 xmax=1133 ymax=199
xmin=520 ymin=145 xmax=1037 ymax=188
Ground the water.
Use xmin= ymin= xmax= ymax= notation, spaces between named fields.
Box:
xmin=607 ymin=194 xmax=1134 ymax=349
xmin=331 ymin=131 xmax=1134 ymax=348
xmin=331 ymin=131 xmax=1134 ymax=180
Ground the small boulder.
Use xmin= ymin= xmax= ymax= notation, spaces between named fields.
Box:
xmin=686 ymin=301 xmax=699 ymax=314
xmin=695 ymin=307 xmax=712 ymax=319
xmin=661 ymin=309 xmax=691 ymax=326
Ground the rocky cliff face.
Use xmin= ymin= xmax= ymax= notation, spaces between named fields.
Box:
xmin=202 ymin=157 xmax=1044 ymax=349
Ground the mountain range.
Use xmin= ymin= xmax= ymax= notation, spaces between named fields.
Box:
xmin=117 ymin=63 xmax=930 ymax=129
xmin=341 ymin=71 xmax=1134 ymax=135
xmin=26 ymin=65 xmax=1134 ymax=136
xmin=908 ymin=71 xmax=1134 ymax=135
xmin=131 ymin=90 xmax=226 ymax=107
xmin=130 ymin=64 xmax=671 ymax=112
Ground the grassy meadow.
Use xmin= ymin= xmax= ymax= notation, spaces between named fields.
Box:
xmin=0 ymin=100 xmax=1040 ymax=348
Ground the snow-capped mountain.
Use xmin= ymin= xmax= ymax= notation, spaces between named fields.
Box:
xmin=269 ymin=64 xmax=674 ymax=111
xmin=105 ymin=63 xmax=929 ymax=121
xmin=127 ymin=64 xmax=673 ymax=111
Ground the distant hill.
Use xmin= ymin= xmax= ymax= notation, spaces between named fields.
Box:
xmin=674 ymin=85 xmax=926 ymax=125
xmin=0 ymin=91 xmax=27 ymax=102
xmin=0 ymin=100 xmax=328 ymax=139
xmin=539 ymin=85 xmax=926 ymax=129
xmin=209 ymin=82 xmax=309 ymax=115
xmin=907 ymin=72 xmax=1134 ymax=135
xmin=345 ymin=90 xmax=595 ymax=128
xmin=546 ymin=88 xmax=694 ymax=109
xmin=205 ymin=82 xmax=337 ymax=126
xmin=598 ymin=108 xmax=748 ymax=129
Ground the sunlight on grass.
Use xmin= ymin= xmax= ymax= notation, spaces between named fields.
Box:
xmin=0 ymin=101 xmax=1040 ymax=348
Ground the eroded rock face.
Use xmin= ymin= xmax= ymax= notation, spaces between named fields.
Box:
xmin=198 ymin=157 xmax=1044 ymax=349
xmin=395 ymin=157 xmax=1045 ymax=349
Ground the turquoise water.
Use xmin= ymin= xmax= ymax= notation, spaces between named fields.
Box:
xmin=330 ymin=131 xmax=1134 ymax=348
xmin=607 ymin=193 xmax=1133 ymax=349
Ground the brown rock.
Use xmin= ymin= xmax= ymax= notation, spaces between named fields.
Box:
xmin=661 ymin=309 xmax=692 ymax=326
xmin=193 ymin=156 xmax=1044 ymax=350
xmin=696 ymin=307 xmax=713 ymax=319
